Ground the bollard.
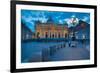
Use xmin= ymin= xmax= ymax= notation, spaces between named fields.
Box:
xmin=50 ymin=46 xmax=54 ymax=56
xmin=42 ymin=48 xmax=50 ymax=62
xmin=63 ymin=43 xmax=66 ymax=48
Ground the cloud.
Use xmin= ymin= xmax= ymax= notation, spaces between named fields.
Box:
xmin=21 ymin=16 xmax=32 ymax=22
xmin=82 ymin=16 xmax=89 ymax=22
xmin=38 ymin=17 xmax=48 ymax=23
xmin=64 ymin=17 xmax=79 ymax=27
xmin=59 ymin=20 xmax=64 ymax=24
xmin=71 ymin=15 xmax=76 ymax=18
xmin=22 ymin=13 xmax=48 ymax=23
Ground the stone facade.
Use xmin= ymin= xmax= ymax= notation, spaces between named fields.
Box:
xmin=35 ymin=23 xmax=69 ymax=39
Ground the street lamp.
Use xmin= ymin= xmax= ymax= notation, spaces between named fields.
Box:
xmin=70 ymin=16 xmax=78 ymax=41
xmin=68 ymin=16 xmax=79 ymax=47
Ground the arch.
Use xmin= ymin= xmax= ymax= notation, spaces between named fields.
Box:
xmin=45 ymin=32 xmax=48 ymax=38
xmin=52 ymin=34 xmax=54 ymax=38
xmin=65 ymin=33 xmax=68 ymax=38
xmin=55 ymin=33 xmax=57 ymax=38
xmin=58 ymin=33 xmax=61 ymax=38
xmin=37 ymin=32 xmax=40 ymax=38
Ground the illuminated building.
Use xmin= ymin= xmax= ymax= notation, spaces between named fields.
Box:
xmin=35 ymin=22 xmax=69 ymax=39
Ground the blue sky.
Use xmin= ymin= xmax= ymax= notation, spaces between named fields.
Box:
xmin=21 ymin=9 xmax=90 ymax=32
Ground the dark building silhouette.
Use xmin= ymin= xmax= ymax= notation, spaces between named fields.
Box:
xmin=21 ymin=22 xmax=33 ymax=40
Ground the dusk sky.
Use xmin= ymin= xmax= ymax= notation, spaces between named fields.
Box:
xmin=21 ymin=9 xmax=90 ymax=32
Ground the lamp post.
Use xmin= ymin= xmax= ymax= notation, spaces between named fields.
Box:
xmin=68 ymin=16 xmax=79 ymax=47
xmin=71 ymin=16 xmax=78 ymax=41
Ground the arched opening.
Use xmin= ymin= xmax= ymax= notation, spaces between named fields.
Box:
xmin=58 ymin=33 xmax=60 ymax=38
xmin=37 ymin=32 xmax=40 ymax=38
xmin=50 ymin=32 xmax=51 ymax=38
xmin=65 ymin=33 xmax=67 ymax=38
xmin=45 ymin=32 xmax=48 ymax=38
xmin=52 ymin=34 xmax=54 ymax=38
xmin=55 ymin=33 xmax=57 ymax=38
